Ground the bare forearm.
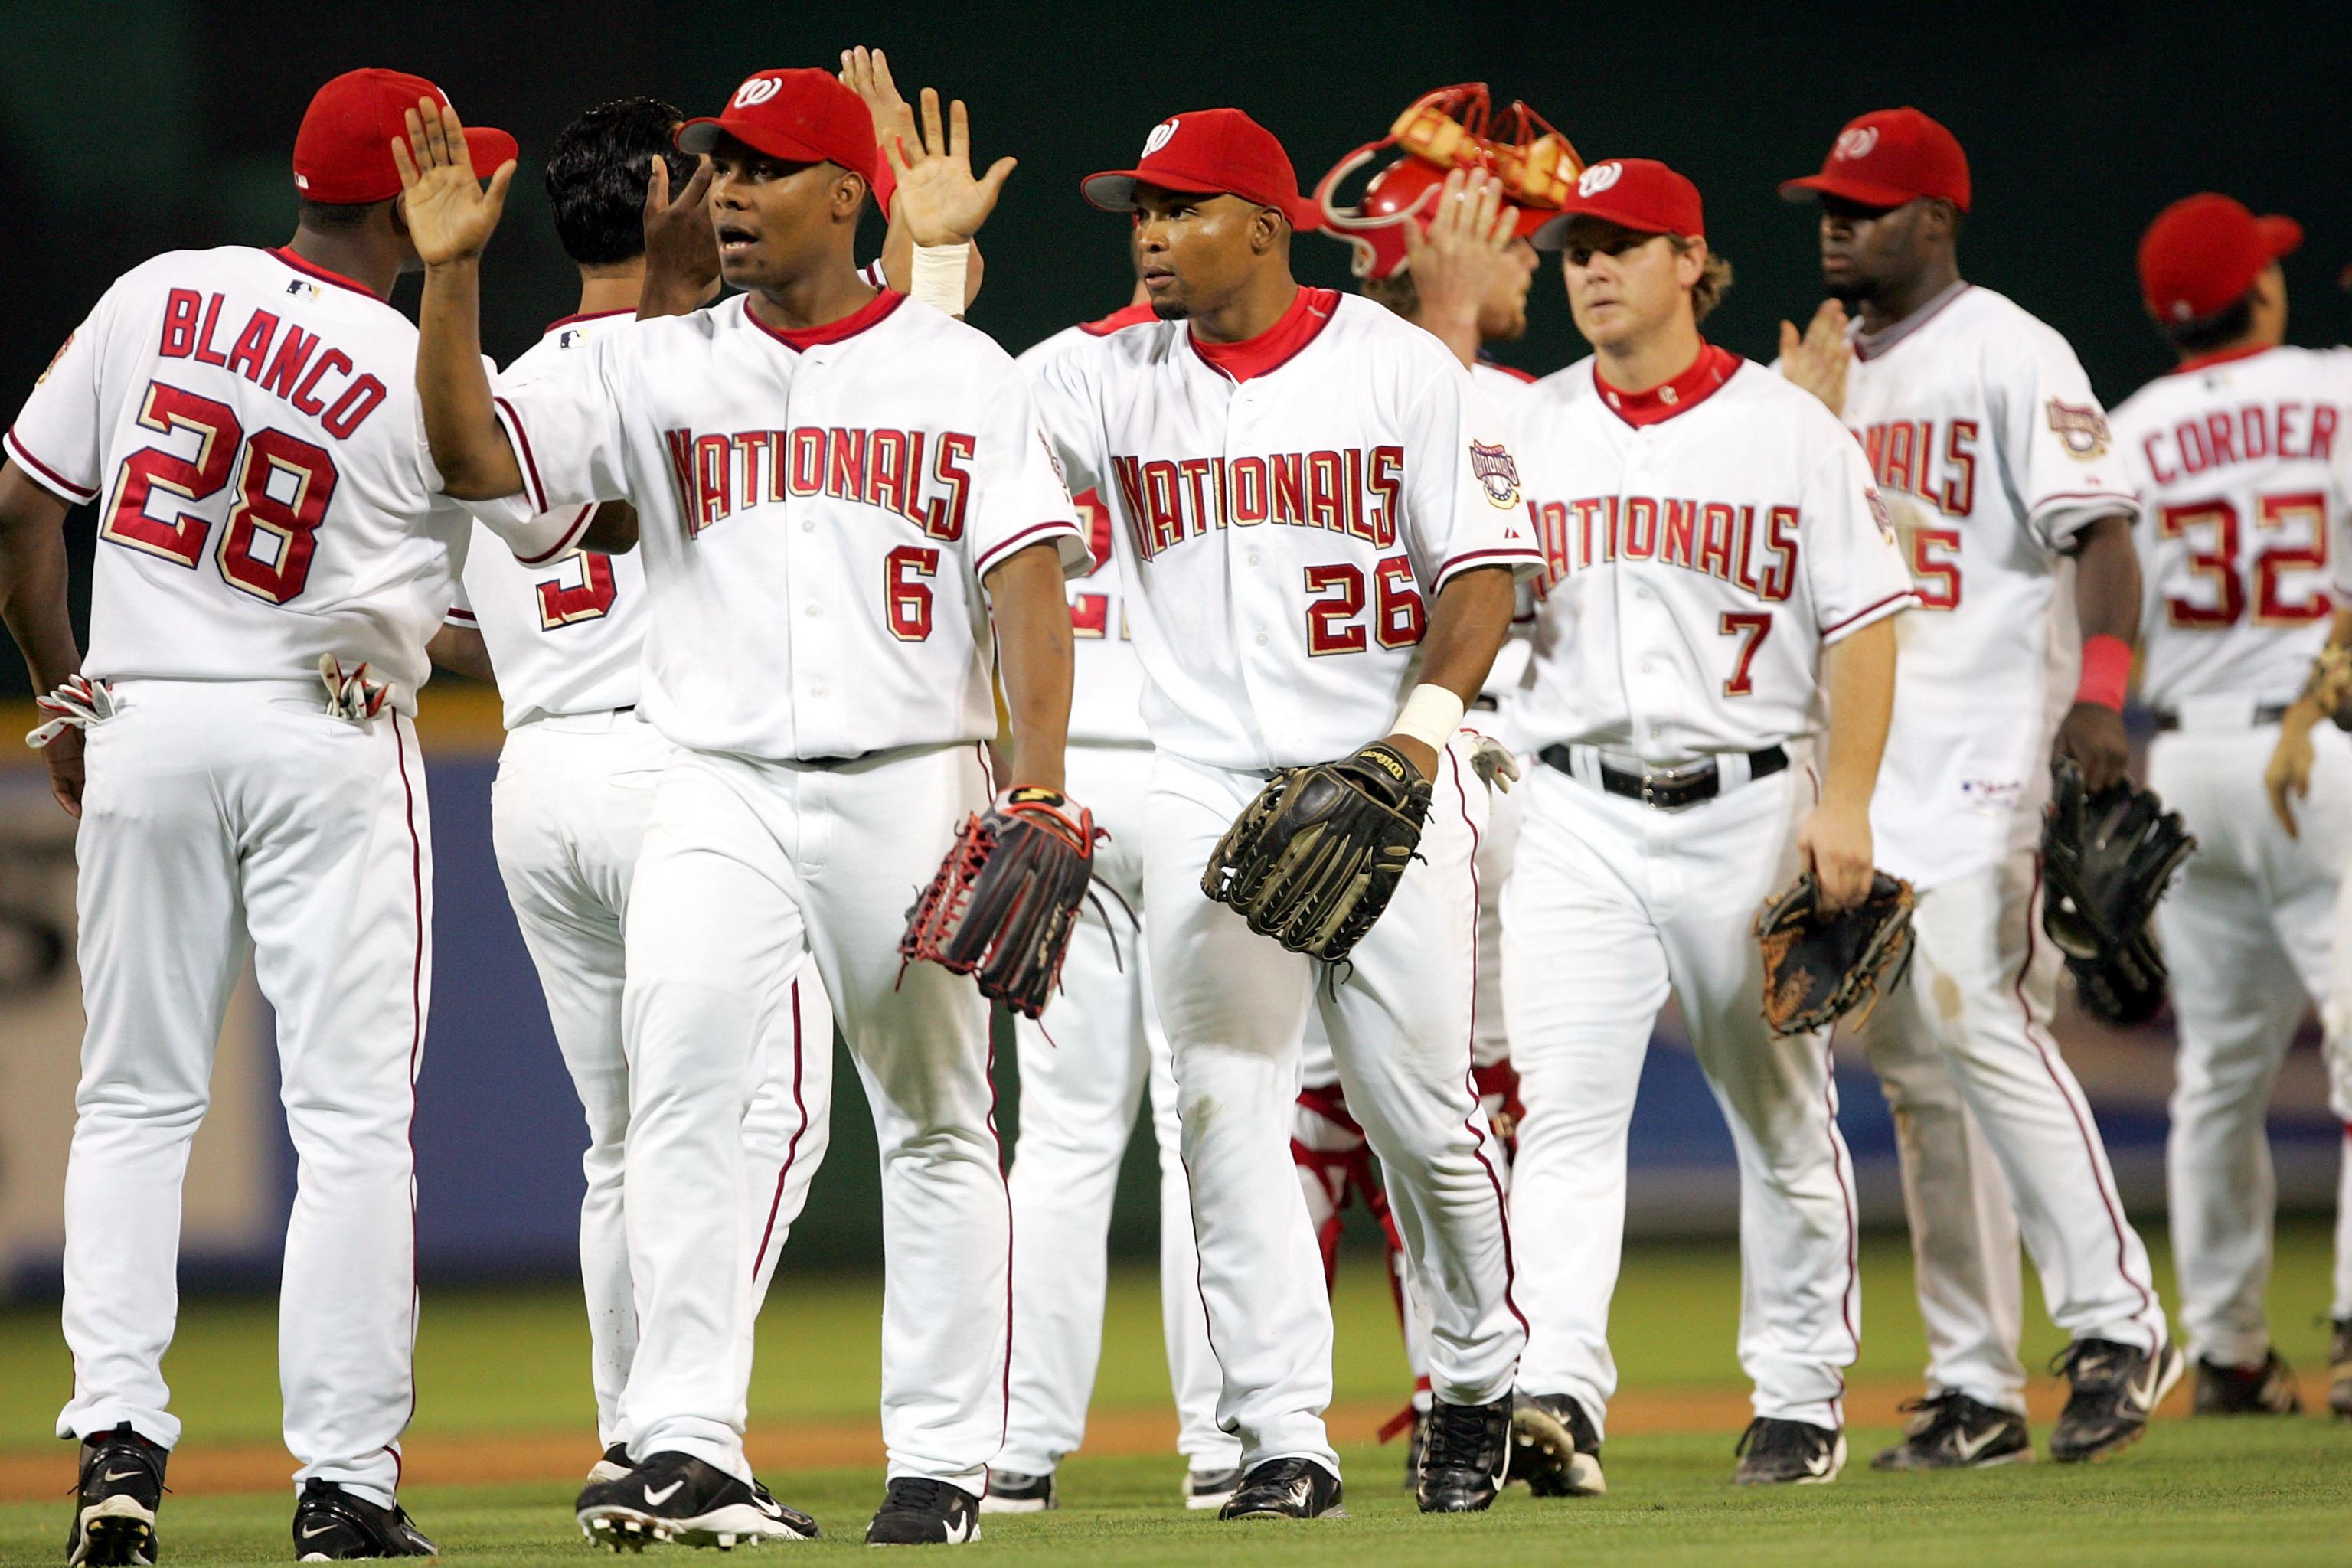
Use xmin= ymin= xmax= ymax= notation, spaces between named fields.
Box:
xmin=1413 ymin=305 xmax=1483 ymax=371
xmin=986 ymin=544 xmax=1074 ymax=792
xmin=0 ymin=474 xmax=80 ymax=688
xmin=417 ymin=260 xmax=524 ymax=498
xmin=2071 ymin=512 xmax=2141 ymax=648
xmin=1416 ymin=567 xmax=1516 ymax=703
xmin=1821 ymin=618 xmax=1896 ymax=810
xmin=425 ymin=624 xmax=496 ymax=684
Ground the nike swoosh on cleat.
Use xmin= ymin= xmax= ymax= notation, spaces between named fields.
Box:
xmin=102 ymin=1470 xmax=147 ymax=1483
xmin=1951 ymin=1427 xmax=2004 ymax=1463
xmin=641 ymin=1480 xmax=684 ymax=1507
xmin=751 ymin=1495 xmax=784 ymax=1518
xmin=300 ymin=1523 xmax=338 ymax=1539
xmin=1803 ymin=1452 xmax=1834 ymax=1476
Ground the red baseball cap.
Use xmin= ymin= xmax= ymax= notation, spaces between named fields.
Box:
xmin=1780 ymin=108 xmax=1971 ymax=213
xmin=1530 ymin=158 xmax=1704 ymax=248
xmin=294 ymin=69 xmax=516 ymax=206
xmin=1083 ymin=109 xmax=1321 ymax=230
xmin=2138 ymin=194 xmax=2301 ymax=322
xmin=1341 ymin=158 xmax=1550 ymax=279
xmin=678 ymin=69 xmax=878 ymax=188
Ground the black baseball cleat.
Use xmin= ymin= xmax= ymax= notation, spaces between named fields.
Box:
xmin=1870 ymin=1392 xmax=2033 ymax=1470
xmin=1415 ymin=1396 xmax=1510 ymax=1513
xmin=1400 ymin=1407 xmax=1429 ymax=1490
xmin=1216 ymin=1458 xmax=1345 ymax=1520
xmin=977 ymin=1468 xmax=1054 ymax=1514
xmin=2049 ymin=1338 xmax=2183 ymax=1462
xmin=585 ymin=1443 xmax=634 ymax=1485
xmin=1733 ymin=1417 xmax=1846 ymax=1485
xmin=1184 ymin=1468 xmax=1240 ymax=1511
xmin=1510 ymin=1391 xmax=1606 ymax=1496
xmin=2193 ymin=1352 xmax=2301 ymax=1416
xmin=577 ymin=1450 xmax=819 ymax=1550
xmin=291 ymin=1481 xmax=437 ymax=1560
xmin=864 ymin=1477 xmax=981 ymax=1545
xmin=67 ymin=1423 xmax=166 ymax=1568
xmin=2331 ymin=1318 xmax=2352 ymax=1420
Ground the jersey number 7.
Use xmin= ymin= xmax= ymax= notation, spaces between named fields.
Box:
xmin=101 ymin=380 xmax=340 ymax=605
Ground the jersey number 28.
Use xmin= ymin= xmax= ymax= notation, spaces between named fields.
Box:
xmin=100 ymin=380 xmax=339 ymax=605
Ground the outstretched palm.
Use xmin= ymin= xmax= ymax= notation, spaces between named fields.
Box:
xmin=390 ymin=98 xmax=514 ymax=266
xmin=886 ymin=87 xmax=1016 ymax=247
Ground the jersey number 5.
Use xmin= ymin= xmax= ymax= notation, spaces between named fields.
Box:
xmin=101 ymin=380 xmax=340 ymax=604
xmin=2157 ymin=492 xmax=2331 ymax=628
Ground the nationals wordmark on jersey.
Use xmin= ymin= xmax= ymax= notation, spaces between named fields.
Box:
xmin=664 ymin=422 xmax=978 ymax=541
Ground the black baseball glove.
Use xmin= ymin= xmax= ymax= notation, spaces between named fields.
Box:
xmin=1755 ymin=871 xmax=1917 ymax=1036
xmin=2041 ymin=758 xmax=2196 ymax=1026
xmin=1202 ymin=741 xmax=1432 ymax=962
xmin=900 ymin=787 xmax=1097 ymax=1018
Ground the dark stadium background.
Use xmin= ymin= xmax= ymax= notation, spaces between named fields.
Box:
xmin=2 ymin=0 xmax=2348 ymax=1284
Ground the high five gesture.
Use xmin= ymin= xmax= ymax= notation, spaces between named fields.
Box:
xmin=391 ymin=97 xmax=517 ymax=266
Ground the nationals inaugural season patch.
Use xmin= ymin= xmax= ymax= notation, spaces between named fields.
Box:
xmin=2045 ymin=398 xmax=2112 ymax=459
xmin=1470 ymin=440 xmax=1521 ymax=507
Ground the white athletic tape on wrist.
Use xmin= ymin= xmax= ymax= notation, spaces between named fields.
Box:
xmin=1391 ymin=683 xmax=1465 ymax=752
xmin=910 ymin=243 xmax=971 ymax=317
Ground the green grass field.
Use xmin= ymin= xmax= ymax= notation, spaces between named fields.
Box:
xmin=2 ymin=1223 xmax=2347 ymax=1565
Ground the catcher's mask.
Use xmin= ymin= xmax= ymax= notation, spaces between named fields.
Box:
xmin=1312 ymin=83 xmax=1579 ymax=279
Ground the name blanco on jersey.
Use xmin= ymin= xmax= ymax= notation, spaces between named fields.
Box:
xmin=154 ymin=286 xmax=387 ymax=437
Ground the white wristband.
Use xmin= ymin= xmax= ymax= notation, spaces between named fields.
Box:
xmin=910 ymin=242 xmax=971 ymax=317
xmin=1390 ymin=683 xmax=1465 ymax=752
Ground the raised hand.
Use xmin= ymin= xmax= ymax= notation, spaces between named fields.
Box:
xmin=391 ymin=97 xmax=515 ymax=266
xmin=841 ymin=45 xmax=916 ymax=201
xmin=1400 ymin=168 xmax=1519 ymax=361
xmin=641 ymin=154 xmax=717 ymax=305
xmin=1777 ymin=298 xmax=1852 ymax=415
xmin=884 ymin=87 xmax=1016 ymax=247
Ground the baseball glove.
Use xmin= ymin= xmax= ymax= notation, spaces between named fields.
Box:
xmin=899 ymin=786 xmax=1098 ymax=1019
xmin=1756 ymin=871 xmax=1917 ymax=1036
xmin=1202 ymin=741 xmax=1432 ymax=962
xmin=2042 ymin=758 xmax=2195 ymax=1026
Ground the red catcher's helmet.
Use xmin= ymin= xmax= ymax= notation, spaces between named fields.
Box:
xmin=1315 ymin=83 xmax=1579 ymax=279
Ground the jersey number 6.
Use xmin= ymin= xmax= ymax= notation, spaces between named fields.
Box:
xmin=101 ymin=379 xmax=340 ymax=605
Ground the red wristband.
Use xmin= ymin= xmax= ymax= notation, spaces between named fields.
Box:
xmin=2075 ymin=634 xmax=2132 ymax=713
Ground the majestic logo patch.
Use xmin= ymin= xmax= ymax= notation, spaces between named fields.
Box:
xmin=733 ymin=76 xmax=783 ymax=109
xmin=2044 ymin=398 xmax=2112 ymax=459
xmin=1834 ymin=126 xmax=1880 ymax=161
xmin=1143 ymin=118 xmax=1179 ymax=158
xmin=1470 ymin=441 xmax=1521 ymax=508
xmin=1577 ymin=162 xmax=1622 ymax=198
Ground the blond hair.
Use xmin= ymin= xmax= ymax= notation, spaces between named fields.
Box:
xmin=1668 ymin=234 xmax=1733 ymax=324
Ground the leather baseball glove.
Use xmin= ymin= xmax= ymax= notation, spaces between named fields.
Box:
xmin=2042 ymin=757 xmax=2195 ymax=1026
xmin=900 ymin=786 xmax=1097 ymax=1018
xmin=1756 ymin=871 xmax=1916 ymax=1036
xmin=1203 ymin=741 xmax=1432 ymax=962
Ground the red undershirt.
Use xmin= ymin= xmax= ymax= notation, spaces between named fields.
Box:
xmin=1594 ymin=341 xmax=1743 ymax=428
xmin=1083 ymin=302 xmax=1160 ymax=336
xmin=2168 ymin=341 xmax=2274 ymax=377
xmin=1189 ymin=287 xmax=1341 ymax=383
xmin=747 ymin=289 xmax=907 ymax=351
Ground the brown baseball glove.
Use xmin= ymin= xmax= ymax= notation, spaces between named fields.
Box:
xmin=1202 ymin=741 xmax=1432 ymax=962
xmin=1756 ymin=871 xmax=1916 ymax=1036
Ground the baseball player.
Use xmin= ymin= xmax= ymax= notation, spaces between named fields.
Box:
xmin=2118 ymin=193 xmax=2352 ymax=1413
xmin=1298 ymin=112 xmax=1562 ymax=1475
xmin=0 ymin=68 xmax=573 ymax=1563
xmin=1502 ymin=157 xmax=1906 ymax=1493
xmin=403 ymin=70 xmax=1085 ymax=1547
xmin=1777 ymin=108 xmax=2177 ymax=1468
xmin=426 ymin=96 xmax=843 ymax=1486
xmin=1030 ymin=108 xmax=1537 ymax=1519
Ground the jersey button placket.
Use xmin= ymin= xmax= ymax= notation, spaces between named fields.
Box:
xmin=1223 ymin=390 xmax=1277 ymax=761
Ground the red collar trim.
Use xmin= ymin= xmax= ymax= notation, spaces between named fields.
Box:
xmin=268 ymin=247 xmax=381 ymax=302
xmin=1081 ymin=302 xmax=1160 ymax=336
xmin=1594 ymin=343 xmax=1742 ymax=428
xmin=547 ymin=308 xmax=634 ymax=332
xmin=2168 ymin=342 xmax=2275 ymax=377
xmin=746 ymin=289 xmax=908 ymax=351
xmin=1189 ymin=287 xmax=1341 ymax=384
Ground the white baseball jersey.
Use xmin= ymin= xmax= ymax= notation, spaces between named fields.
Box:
xmin=2112 ymin=344 xmax=2352 ymax=712
xmin=452 ymin=310 xmax=650 ymax=728
xmin=1018 ymin=307 xmax=1158 ymax=749
xmin=1028 ymin=287 xmax=1541 ymax=770
xmin=1514 ymin=347 xmax=1914 ymax=761
xmin=1836 ymin=283 xmax=2137 ymax=889
xmin=1472 ymin=360 xmax=1540 ymax=712
xmin=3 ymin=246 xmax=534 ymax=706
xmin=475 ymin=290 xmax=1087 ymax=762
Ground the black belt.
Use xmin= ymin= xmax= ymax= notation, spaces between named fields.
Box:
xmin=2153 ymin=704 xmax=2287 ymax=731
xmin=1537 ymin=743 xmax=1787 ymax=811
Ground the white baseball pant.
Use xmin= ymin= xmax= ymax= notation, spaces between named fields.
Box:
xmin=613 ymin=742 xmax=1004 ymax=1491
xmin=1502 ymin=753 xmax=1860 ymax=1439
xmin=1855 ymin=850 xmax=2168 ymax=1413
xmin=1145 ymin=740 xmax=1521 ymax=1475
xmin=998 ymin=742 xmax=1236 ymax=1480
xmin=57 ymin=679 xmax=431 ymax=1509
xmin=488 ymin=710 xmax=835 ymax=1452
